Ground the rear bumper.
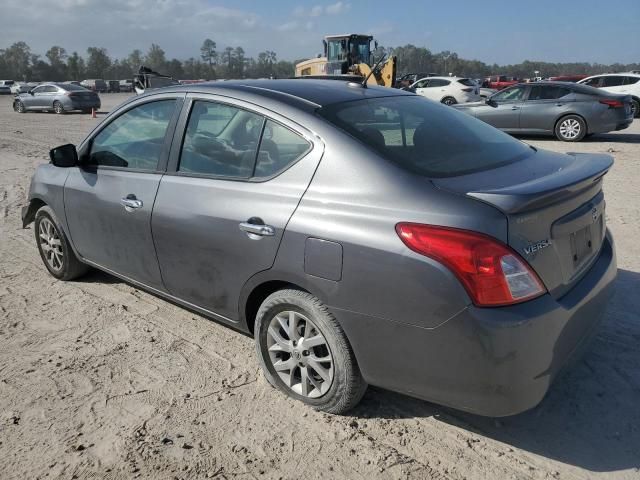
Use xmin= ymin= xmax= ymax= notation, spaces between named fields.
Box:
xmin=335 ymin=230 xmax=617 ymax=417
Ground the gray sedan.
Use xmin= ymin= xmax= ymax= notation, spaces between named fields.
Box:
xmin=455 ymin=81 xmax=633 ymax=141
xmin=22 ymin=80 xmax=616 ymax=416
xmin=13 ymin=83 xmax=101 ymax=114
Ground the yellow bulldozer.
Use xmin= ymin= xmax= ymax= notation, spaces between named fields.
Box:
xmin=295 ymin=34 xmax=397 ymax=87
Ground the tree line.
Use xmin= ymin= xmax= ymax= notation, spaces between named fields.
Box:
xmin=1 ymin=40 xmax=638 ymax=82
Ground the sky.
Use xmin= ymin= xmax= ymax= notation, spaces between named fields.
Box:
xmin=1 ymin=0 xmax=639 ymax=65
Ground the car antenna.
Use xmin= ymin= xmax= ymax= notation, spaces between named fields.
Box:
xmin=361 ymin=53 xmax=387 ymax=88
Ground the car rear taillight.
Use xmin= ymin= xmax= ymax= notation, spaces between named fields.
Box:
xmin=395 ymin=223 xmax=546 ymax=307
xmin=461 ymin=88 xmax=473 ymax=92
xmin=599 ymin=99 xmax=624 ymax=108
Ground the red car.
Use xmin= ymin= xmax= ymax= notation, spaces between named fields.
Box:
xmin=484 ymin=75 xmax=519 ymax=90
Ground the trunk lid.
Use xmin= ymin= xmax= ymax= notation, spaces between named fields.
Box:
xmin=432 ymin=149 xmax=613 ymax=298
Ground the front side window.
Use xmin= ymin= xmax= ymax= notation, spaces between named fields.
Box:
xmin=492 ymin=86 xmax=526 ymax=102
xmin=88 ymin=100 xmax=176 ymax=169
xmin=318 ymin=96 xmax=532 ymax=178
xmin=32 ymin=86 xmax=46 ymax=94
xmin=414 ymin=79 xmax=429 ymax=88
xmin=583 ymin=77 xmax=603 ymax=88
xmin=179 ymin=101 xmax=263 ymax=178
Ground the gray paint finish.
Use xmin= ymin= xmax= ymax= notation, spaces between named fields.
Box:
xmin=23 ymin=79 xmax=618 ymax=416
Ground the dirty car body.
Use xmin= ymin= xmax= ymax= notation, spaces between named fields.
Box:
xmin=23 ymin=80 xmax=617 ymax=416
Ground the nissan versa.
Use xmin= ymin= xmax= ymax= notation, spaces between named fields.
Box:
xmin=22 ymin=80 xmax=617 ymax=416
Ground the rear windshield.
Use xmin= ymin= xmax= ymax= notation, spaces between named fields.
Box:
xmin=457 ymin=78 xmax=475 ymax=86
xmin=318 ymin=96 xmax=532 ymax=178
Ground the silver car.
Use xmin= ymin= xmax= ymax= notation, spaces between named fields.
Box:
xmin=22 ymin=80 xmax=617 ymax=416
xmin=455 ymin=81 xmax=633 ymax=141
xmin=13 ymin=83 xmax=101 ymax=114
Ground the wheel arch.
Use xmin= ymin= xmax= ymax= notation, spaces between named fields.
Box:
xmin=22 ymin=197 xmax=47 ymax=228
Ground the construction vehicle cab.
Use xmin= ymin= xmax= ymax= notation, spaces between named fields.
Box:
xmin=295 ymin=34 xmax=396 ymax=88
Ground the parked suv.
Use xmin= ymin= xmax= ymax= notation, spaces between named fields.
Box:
xmin=409 ymin=76 xmax=480 ymax=105
xmin=22 ymin=80 xmax=616 ymax=416
xmin=80 ymin=79 xmax=107 ymax=93
xmin=578 ymin=73 xmax=640 ymax=117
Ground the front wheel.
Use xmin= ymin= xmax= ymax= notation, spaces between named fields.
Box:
xmin=555 ymin=115 xmax=586 ymax=142
xmin=441 ymin=96 xmax=457 ymax=106
xmin=13 ymin=100 xmax=25 ymax=113
xmin=34 ymin=206 xmax=89 ymax=280
xmin=255 ymin=289 xmax=367 ymax=414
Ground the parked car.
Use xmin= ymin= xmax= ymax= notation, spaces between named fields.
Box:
xmin=577 ymin=73 xmax=640 ymax=117
xmin=13 ymin=82 xmax=101 ymax=114
xmin=107 ymin=80 xmax=120 ymax=93
xmin=80 ymin=79 xmax=107 ymax=93
xmin=10 ymin=82 xmax=31 ymax=94
xmin=485 ymin=75 xmax=519 ymax=90
xmin=63 ymin=81 xmax=82 ymax=87
xmin=119 ymin=79 xmax=133 ymax=92
xmin=548 ymin=74 xmax=588 ymax=83
xmin=409 ymin=76 xmax=480 ymax=105
xmin=0 ymin=80 xmax=14 ymax=95
xmin=454 ymin=81 xmax=633 ymax=141
xmin=395 ymin=72 xmax=439 ymax=89
xmin=21 ymin=80 xmax=617 ymax=416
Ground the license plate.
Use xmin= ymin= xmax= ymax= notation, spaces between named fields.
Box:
xmin=570 ymin=225 xmax=593 ymax=266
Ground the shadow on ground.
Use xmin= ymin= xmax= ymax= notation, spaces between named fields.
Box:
xmin=516 ymin=132 xmax=640 ymax=144
xmin=353 ymin=268 xmax=640 ymax=474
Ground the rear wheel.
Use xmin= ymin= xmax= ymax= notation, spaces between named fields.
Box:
xmin=13 ymin=100 xmax=25 ymax=113
xmin=53 ymin=101 xmax=64 ymax=114
xmin=555 ymin=115 xmax=586 ymax=142
xmin=631 ymin=98 xmax=639 ymax=118
xmin=441 ymin=96 xmax=457 ymax=106
xmin=34 ymin=206 xmax=89 ymax=280
xmin=255 ymin=289 xmax=367 ymax=414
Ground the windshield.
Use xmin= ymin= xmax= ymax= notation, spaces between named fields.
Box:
xmin=318 ymin=96 xmax=532 ymax=178
xmin=327 ymin=37 xmax=370 ymax=64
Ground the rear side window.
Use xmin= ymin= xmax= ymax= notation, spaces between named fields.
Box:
xmin=602 ymin=76 xmax=625 ymax=87
xmin=528 ymin=86 xmax=571 ymax=100
xmin=625 ymin=76 xmax=640 ymax=85
xmin=179 ymin=101 xmax=311 ymax=180
xmin=89 ymin=100 xmax=176 ymax=170
xmin=318 ymin=96 xmax=532 ymax=178
xmin=179 ymin=101 xmax=263 ymax=178
xmin=457 ymin=78 xmax=476 ymax=87
xmin=254 ymin=120 xmax=311 ymax=178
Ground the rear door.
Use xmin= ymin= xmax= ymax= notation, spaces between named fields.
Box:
xmin=64 ymin=95 xmax=183 ymax=290
xmin=600 ymin=75 xmax=626 ymax=95
xmin=475 ymin=85 xmax=526 ymax=129
xmin=151 ymin=95 xmax=323 ymax=319
xmin=519 ymin=84 xmax=574 ymax=132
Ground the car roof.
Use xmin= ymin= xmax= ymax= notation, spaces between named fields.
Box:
xmin=582 ymin=72 xmax=640 ymax=79
xmin=141 ymin=79 xmax=414 ymax=110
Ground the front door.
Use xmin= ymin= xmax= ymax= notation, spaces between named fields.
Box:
xmin=519 ymin=84 xmax=574 ymax=132
xmin=64 ymin=97 xmax=182 ymax=289
xmin=151 ymin=97 xmax=323 ymax=320
xmin=476 ymin=85 xmax=527 ymax=130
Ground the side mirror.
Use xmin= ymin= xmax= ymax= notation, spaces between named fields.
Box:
xmin=49 ymin=144 xmax=78 ymax=168
xmin=29 ymin=90 xmax=34 ymax=95
xmin=486 ymin=98 xmax=497 ymax=107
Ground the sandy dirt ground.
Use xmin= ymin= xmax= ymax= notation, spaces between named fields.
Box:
xmin=0 ymin=93 xmax=639 ymax=480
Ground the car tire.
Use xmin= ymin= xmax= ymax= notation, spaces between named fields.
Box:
xmin=442 ymin=96 xmax=457 ymax=106
xmin=13 ymin=100 xmax=25 ymax=113
xmin=53 ymin=101 xmax=65 ymax=114
xmin=631 ymin=98 xmax=639 ymax=118
xmin=255 ymin=289 xmax=367 ymax=414
xmin=34 ymin=206 xmax=89 ymax=281
xmin=555 ymin=115 xmax=586 ymax=142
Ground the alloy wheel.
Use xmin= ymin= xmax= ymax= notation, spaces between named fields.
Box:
xmin=54 ymin=102 xmax=63 ymax=114
xmin=559 ymin=118 xmax=581 ymax=140
xmin=38 ymin=217 xmax=64 ymax=271
xmin=266 ymin=310 xmax=334 ymax=398
xmin=15 ymin=101 xmax=25 ymax=113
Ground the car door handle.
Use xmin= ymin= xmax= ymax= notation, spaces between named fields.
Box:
xmin=511 ymin=106 xmax=519 ymax=110
xmin=120 ymin=196 xmax=143 ymax=210
xmin=556 ymin=103 xmax=564 ymax=106
xmin=239 ymin=220 xmax=275 ymax=237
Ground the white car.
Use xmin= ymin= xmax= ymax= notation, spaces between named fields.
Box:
xmin=409 ymin=76 xmax=481 ymax=105
xmin=578 ymin=73 xmax=640 ymax=117
xmin=10 ymin=82 xmax=31 ymax=94
xmin=0 ymin=80 xmax=14 ymax=95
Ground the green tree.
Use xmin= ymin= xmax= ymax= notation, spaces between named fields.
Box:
xmin=200 ymin=38 xmax=217 ymax=74
xmin=3 ymin=41 xmax=32 ymax=80
xmin=66 ymin=51 xmax=85 ymax=80
xmin=145 ymin=43 xmax=166 ymax=72
xmin=86 ymin=47 xmax=111 ymax=78
xmin=46 ymin=46 xmax=67 ymax=80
